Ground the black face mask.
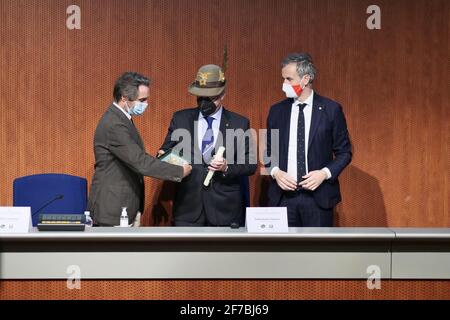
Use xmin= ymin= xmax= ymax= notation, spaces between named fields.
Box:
xmin=197 ymin=97 xmax=217 ymax=117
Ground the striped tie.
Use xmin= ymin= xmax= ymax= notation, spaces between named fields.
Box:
xmin=201 ymin=116 xmax=215 ymax=163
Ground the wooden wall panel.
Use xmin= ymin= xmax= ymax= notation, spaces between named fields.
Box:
xmin=0 ymin=0 xmax=448 ymax=227
xmin=1 ymin=280 xmax=449 ymax=300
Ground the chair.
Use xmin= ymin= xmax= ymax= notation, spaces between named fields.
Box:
xmin=13 ymin=173 xmax=88 ymax=226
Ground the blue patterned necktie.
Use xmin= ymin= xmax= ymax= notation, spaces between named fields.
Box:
xmin=201 ymin=116 xmax=215 ymax=163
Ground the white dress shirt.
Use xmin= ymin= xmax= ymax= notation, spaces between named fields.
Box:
xmin=113 ymin=102 xmax=132 ymax=121
xmin=197 ymin=106 xmax=223 ymax=152
xmin=271 ymin=91 xmax=331 ymax=181
xmin=286 ymin=91 xmax=314 ymax=180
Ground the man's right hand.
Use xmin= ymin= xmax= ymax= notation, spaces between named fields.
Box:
xmin=157 ymin=149 xmax=165 ymax=158
xmin=273 ymin=169 xmax=297 ymax=191
xmin=182 ymin=163 xmax=192 ymax=178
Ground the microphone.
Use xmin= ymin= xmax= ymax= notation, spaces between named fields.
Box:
xmin=32 ymin=194 xmax=64 ymax=218
xmin=230 ymin=222 xmax=240 ymax=229
xmin=203 ymin=146 xmax=225 ymax=187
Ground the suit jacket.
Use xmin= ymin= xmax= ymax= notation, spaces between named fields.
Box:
xmin=160 ymin=107 xmax=257 ymax=226
xmin=265 ymin=93 xmax=352 ymax=209
xmin=87 ymin=104 xmax=184 ymax=226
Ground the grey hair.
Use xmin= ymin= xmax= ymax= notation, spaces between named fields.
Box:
xmin=281 ymin=53 xmax=317 ymax=83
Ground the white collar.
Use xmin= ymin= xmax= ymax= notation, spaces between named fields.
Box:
xmin=295 ymin=90 xmax=314 ymax=107
xmin=113 ymin=102 xmax=132 ymax=120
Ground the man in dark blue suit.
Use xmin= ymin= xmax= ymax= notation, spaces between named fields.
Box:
xmin=159 ymin=64 xmax=257 ymax=226
xmin=265 ymin=53 xmax=352 ymax=227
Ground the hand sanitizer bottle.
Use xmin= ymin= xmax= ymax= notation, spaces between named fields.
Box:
xmin=120 ymin=207 xmax=129 ymax=227
xmin=84 ymin=211 xmax=93 ymax=228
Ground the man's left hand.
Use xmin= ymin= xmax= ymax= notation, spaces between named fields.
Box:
xmin=298 ymin=170 xmax=327 ymax=191
xmin=208 ymin=156 xmax=228 ymax=172
xmin=132 ymin=211 xmax=142 ymax=228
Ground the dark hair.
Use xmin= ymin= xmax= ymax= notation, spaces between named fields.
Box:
xmin=281 ymin=53 xmax=317 ymax=83
xmin=113 ymin=72 xmax=150 ymax=102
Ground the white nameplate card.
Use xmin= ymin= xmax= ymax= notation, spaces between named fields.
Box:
xmin=245 ymin=207 xmax=289 ymax=233
xmin=0 ymin=207 xmax=32 ymax=233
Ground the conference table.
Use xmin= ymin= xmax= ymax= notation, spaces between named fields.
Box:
xmin=1 ymin=227 xmax=450 ymax=279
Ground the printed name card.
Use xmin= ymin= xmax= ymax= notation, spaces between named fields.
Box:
xmin=0 ymin=207 xmax=32 ymax=233
xmin=245 ymin=207 xmax=289 ymax=233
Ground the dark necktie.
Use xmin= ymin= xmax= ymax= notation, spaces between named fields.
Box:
xmin=297 ymin=103 xmax=307 ymax=182
xmin=201 ymin=116 xmax=215 ymax=163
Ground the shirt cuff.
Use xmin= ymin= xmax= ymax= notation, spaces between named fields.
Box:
xmin=321 ymin=167 xmax=332 ymax=180
xmin=270 ymin=167 xmax=280 ymax=178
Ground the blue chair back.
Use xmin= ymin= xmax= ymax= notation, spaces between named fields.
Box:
xmin=13 ymin=173 xmax=87 ymax=226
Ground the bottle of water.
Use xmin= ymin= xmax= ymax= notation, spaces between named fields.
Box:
xmin=84 ymin=211 xmax=93 ymax=228
xmin=120 ymin=207 xmax=129 ymax=227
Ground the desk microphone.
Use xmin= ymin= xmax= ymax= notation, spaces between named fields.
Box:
xmin=230 ymin=222 xmax=240 ymax=229
xmin=203 ymin=146 xmax=225 ymax=187
xmin=32 ymin=194 xmax=64 ymax=218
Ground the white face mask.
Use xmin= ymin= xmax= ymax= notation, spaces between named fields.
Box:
xmin=282 ymin=83 xmax=299 ymax=98
xmin=282 ymin=77 xmax=308 ymax=98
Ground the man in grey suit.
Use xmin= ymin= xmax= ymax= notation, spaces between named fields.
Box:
xmin=87 ymin=72 xmax=192 ymax=226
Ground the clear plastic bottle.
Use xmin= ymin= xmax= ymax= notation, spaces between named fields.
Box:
xmin=84 ymin=211 xmax=93 ymax=228
xmin=120 ymin=207 xmax=129 ymax=227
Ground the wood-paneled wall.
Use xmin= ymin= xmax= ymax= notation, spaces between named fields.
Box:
xmin=0 ymin=0 xmax=448 ymax=226
xmin=0 ymin=0 xmax=449 ymax=300
xmin=1 ymin=280 xmax=450 ymax=300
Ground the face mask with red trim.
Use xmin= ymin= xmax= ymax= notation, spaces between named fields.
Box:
xmin=282 ymin=83 xmax=304 ymax=98
xmin=282 ymin=74 xmax=309 ymax=99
